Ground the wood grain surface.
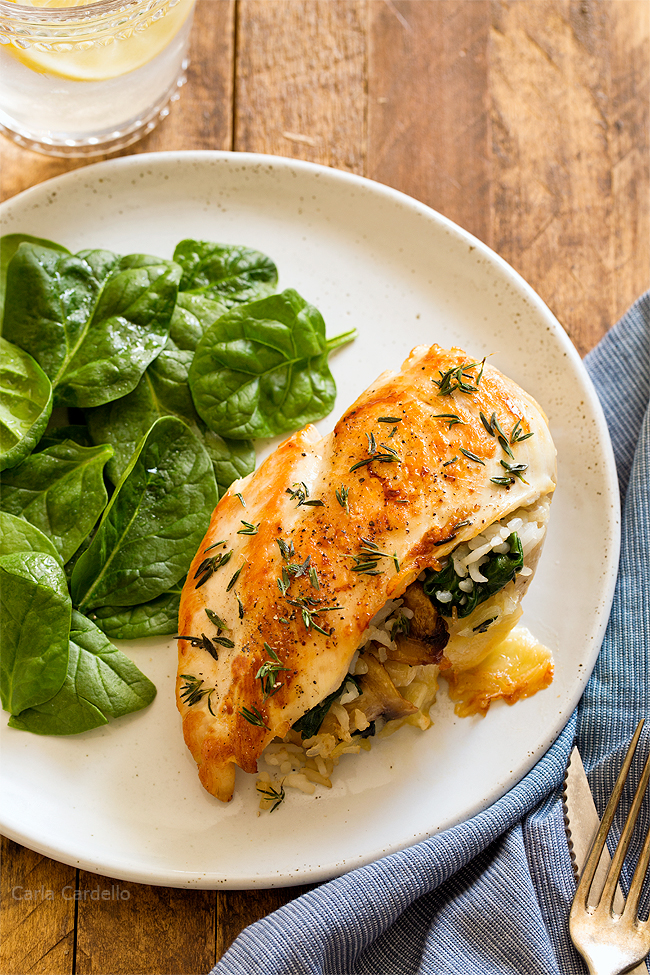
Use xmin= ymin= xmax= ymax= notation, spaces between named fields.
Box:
xmin=1 ymin=2 xmax=648 ymax=973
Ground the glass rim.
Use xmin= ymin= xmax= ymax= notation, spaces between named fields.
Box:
xmin=0 ymin=0 xmax=173 ymax=23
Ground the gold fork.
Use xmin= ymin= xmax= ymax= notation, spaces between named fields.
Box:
xmin=569 ymin=719 xmax=650 ymax=975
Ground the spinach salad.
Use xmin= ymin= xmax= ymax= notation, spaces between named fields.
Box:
xmin=0 ymin=234 xmax=355 ymax=737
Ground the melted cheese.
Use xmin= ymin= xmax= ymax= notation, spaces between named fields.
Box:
xmin=444 ymin=625 xmax=554 ymax=717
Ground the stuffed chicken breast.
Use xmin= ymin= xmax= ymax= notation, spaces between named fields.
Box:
xmin=177 ymin=344 xmax=556 ymax=803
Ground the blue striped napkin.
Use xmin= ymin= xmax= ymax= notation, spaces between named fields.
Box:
xmin=212 ymin=293 xmax=650 ymax=975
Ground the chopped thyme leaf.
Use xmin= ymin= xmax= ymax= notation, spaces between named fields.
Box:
xmin=226 ymin=565 xmax=243 ymax=591
xmin=237 ymin=520 xmax=259 ymax=535
xmin=443 ymin=455 xmax=458 ymax=467
xmin=205 ymin=609 xmax=227 ymax=630
xmin=479 ymin=411 xmax=495 ymax=436
xmin=257 ymin=780 xmax=285 ymax=812
xmin=277 ymin=537 xmax=295 ymax=561
xmin=490 ymin=475 xmax=515 ymax=486
xmin=498 ymin=434 xmax=515 ymax=459
xmin=236 ymin=493 xmax=246 ymax=507
xmin=335 ymin=485 xmax=350 ymax=512
xmin=194 ymin=550 xmax=233 ymax=588
xmin=350 ymin=451 xmax=401 ymax=473
xmin=377 ymin=416 xmax=402 ymax=423
xmin=459 ymin=447 xmax=485 ymax=465
xmin=309 ymin=566 xmax=320 ymax=590
xmin=214 ymin=636 xmax=235 ymax=649
xmin=239 ymin=705 xmax=269 ymax=729
xmin=434 ymin=358 xmax=485 ymax=396
xmin=286 ymin=482 xmax=324 ymax=507
xmin=177 ymin=633 xmax=220 ymax=661
xmin=256 ymin=643 xmax=290 ymax=700
xmin=204 ymin=540 xmax=227 ymax=552
xmin=180 ymin=674 xmax=217 ymax=710
xmin=237 ymin=597 xmax=245 ymax=620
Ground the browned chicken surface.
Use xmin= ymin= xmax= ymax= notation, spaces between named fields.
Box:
xmin=177 ymin=344 xmax=556 ymax=801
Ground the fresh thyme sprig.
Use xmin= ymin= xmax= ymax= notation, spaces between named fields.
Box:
xmin=434 ymin=413 xmax=462 ymax=429
xmin=194 ymin=549 xmax=233 ymax=589
xmin=335 ymin=484 xmax=350 ymax=512
xmin=498 ymin=459 xmax=529 ymax=483
xmin=239 ymin=705 xmax=269 ymax=729
xmin=479 ymin=411 xmax=519 ymax=458
xmin=348 ymin=537 xmax=400 ymax=575
xmin=255 ymin=642 xmax=290 ymax=700
xmin=286 ymin=482 xmax=324 ymax=507
xmin=434 ymin=358 xmax=485 ymax=396
xmin=349 ymin=431 xmax=402 ymax=472
xmin=179 ymin=674 xmax=217 ymax=714
xmin=257 ymin=780 xmax=286 ymax=812
xmin=510 ymin=419 xmax=534 ymax=444
xmin=285 ymin=595 xmax=341 ymax=636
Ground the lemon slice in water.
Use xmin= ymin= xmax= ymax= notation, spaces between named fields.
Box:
xmin=4 ymin=0 xmax=193 ymax=81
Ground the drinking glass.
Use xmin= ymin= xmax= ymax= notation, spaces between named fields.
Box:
xmin=0 ymin=0 xmax=196 ymax=156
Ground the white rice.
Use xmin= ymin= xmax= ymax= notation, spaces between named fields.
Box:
xmin=256 ymin=499 xmax=549 ymax=812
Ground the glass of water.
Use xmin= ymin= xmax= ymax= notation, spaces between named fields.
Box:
xmin=0 ymin=0 xmax=196 ymax=156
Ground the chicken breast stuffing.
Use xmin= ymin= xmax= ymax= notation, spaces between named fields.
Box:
xmin=177 ymin=344 xmax=556 ymax=801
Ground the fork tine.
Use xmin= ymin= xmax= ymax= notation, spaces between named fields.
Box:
xmin=621 ymin=743 xmax=650 ymax=920
xmin=599 ymin=719 xmax=648 ymax=914
xmin=575 ymin=719 xmax=645 ymax=910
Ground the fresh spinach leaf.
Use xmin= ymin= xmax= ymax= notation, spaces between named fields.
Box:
xmin=71 ymin=416 xmax=218 ymax=612
xmin=0 ymin=552 xmax=70 ymax=714
xmin=35 ymin=424 xmax=94 ymax=451
xmin=0 ymin=337 xmax=53 ymax=472
xmin=188 ymin=289 xmax=356 ymax=439
xmin=0 ymin=510 xmax=62 ymax=563
xmin=0 ymin=440 xmax=113 ymax=563
xmin=173 ymin=240 xmax=277 ymax=307
xmin=8 ymin=610 xmax=157 ymax=736
xmin=88 ymin=585 xmax=183 ymax=640
xmin=86 ymin=342 xmax=254 ymax=493
xmin=0 ymin=234 xmax=69 ymax=321
xmin=292 ymin=675 xmax=361 ymax=740
xmin=2 ymin=243 xmax=181 ymax=407
xmin=423 ymin=532 xmax=524 ymax=619
xmin=169 ymin=292 xmax=229 ymax=352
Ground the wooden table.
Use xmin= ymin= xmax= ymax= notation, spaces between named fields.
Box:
xmin=1 ymin=2 xmax=648 ymax=973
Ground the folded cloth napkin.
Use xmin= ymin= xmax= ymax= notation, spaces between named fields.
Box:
xmin=212 ymin=293 xmax=650 ymax=975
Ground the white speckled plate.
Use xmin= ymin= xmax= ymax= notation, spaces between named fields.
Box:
xmin=0 ymin=152 xmax=620 ymax=889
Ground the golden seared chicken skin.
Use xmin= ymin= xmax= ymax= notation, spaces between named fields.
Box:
xmin=177 ymin=344 xmax=556 ymax=801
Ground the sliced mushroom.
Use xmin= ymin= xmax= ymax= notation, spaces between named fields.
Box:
xmin=390 ymin=582 xmax=449 ymax=665
xmin=347 ymin=650 xmax=418 ymax=722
